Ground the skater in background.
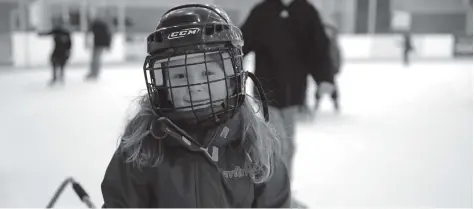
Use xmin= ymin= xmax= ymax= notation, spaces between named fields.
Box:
xmin=101 ymin=4 xmax=290 ymax=207
xmin=314 ymin=23 xmax=342 ymax=112
xmin=241 ymin=0 xmax=333 ymax=206
xmin=38 ymin=17 xmax=72 ymax=85
xmin=402 ymin=31 xmax=414 ymax=66
xmin=85 ymin=13 xmax=112 ymax=80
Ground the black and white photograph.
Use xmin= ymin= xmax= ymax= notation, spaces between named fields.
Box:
xmin=0 ymin=0 xmax=472 ymax=208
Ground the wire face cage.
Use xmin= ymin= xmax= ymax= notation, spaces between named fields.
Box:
xmin=143 ymin=45 xmax=246 ymax=127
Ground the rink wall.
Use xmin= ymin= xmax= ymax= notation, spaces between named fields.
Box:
xmin=10 ymin=32 xmax=457 ymax=67
xmin=124 ymin=33 xmax=457 ymax=62
xmin=11 ymin=32 xmax=126 ymax=68
xmin=339 ymin=34 xmax=455 ymax=60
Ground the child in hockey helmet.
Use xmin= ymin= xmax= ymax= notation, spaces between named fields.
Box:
xmin=101 ymin=4 xmax=290 ymax=207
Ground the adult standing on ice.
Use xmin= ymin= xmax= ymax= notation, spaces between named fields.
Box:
xmin=85 ymin=13 xmax=112 ymax=80
xmin=240 ymin=0 xmax=334 ymax=206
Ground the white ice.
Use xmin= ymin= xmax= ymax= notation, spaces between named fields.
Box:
xmin=0 ymin=60 xmax=471 ymax=208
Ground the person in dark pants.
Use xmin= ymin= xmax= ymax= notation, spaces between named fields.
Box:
xmin=38 ymin=18 xmax=72 ymax=85
xmin=85 ymin=16 xmax=112 ymax=80
xmin=241 ymin=0 xmax=334 ymax=207
xmin=402 ymin=32 xmax=414 ymax=67
xmin=315 ymin=23 xmax=342 ymax=112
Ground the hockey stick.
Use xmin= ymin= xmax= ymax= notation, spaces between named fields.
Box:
xmin=45 ymin=177 xmax=96 ymax=208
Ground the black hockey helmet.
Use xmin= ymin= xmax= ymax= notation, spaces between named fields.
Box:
xmin=143 ymin=4 xmax=268 ymax=128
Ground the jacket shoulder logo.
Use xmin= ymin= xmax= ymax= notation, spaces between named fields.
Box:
xmin=167 ymin=28 xmax=200 ymax=40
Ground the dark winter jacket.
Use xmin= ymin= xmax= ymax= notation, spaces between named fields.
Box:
xmin=241 ymin=0 xmax=334 ymax=108
xmin=101 ymin=113 xmax=291 ymax=208
xmin=89 ymin=19 xmax=112 ymax=48
xmin=39 ymin=27 xmax=72 ymax=59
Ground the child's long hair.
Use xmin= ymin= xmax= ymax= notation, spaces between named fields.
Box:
xmin=119 ymin=94 xmax=281 ymax=184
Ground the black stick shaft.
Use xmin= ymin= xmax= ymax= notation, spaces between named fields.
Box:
xmin=45 ymin=177 xmax=74 ymax=208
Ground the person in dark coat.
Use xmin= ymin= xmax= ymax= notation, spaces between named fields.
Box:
xmin=85 ymin=15 xmax=112 ymax=80
xmin=101 ymin=4 xmax=290 ymax=208
xmin=38 ymin=17 xmax=72 ymax=85
xmin=241 ymin=1 xmax=333 ymax=206
xmin=242 ymin=0 xmax=334 ymax=110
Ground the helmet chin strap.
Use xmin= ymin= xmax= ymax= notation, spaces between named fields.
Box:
xmin=246 ymin=72 xmax=270 ymax=122
xmin=162 ymin=102 xmax=230 ymax=146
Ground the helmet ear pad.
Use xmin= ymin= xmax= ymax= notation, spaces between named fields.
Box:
xmin=146 ymin=65 xmax=172 ymax=110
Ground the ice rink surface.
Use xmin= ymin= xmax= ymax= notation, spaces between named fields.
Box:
xmin=0 ymin=60 xmax=472 ymax=207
